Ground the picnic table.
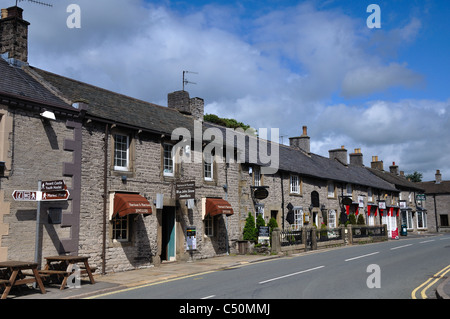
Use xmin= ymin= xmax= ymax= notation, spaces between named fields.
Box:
xmin=0 ymin=261 xmax=46 ymax=299
xmin=40 ymin=255 xmax=96 ymax=290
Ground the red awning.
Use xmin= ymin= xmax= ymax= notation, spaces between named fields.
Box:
xmin=113 ymin=193 xmax=152 ymax=218
xmin=205 ymin=198 xmax=234 ymax=217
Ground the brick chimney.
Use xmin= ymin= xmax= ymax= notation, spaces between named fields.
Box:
xmin=329 ymin=145 xmax=347 ymax=165
xmin=289 ymin=126 xmax=310 ymax=154
xmin=435 ymin=169 xmax=442 ymax=184
xmin=371 ymin=156 xmax=383 ymax=171
xmin=349 ymin=148 xmax=363 ymax=166
xmin=0 ymin=6 xmax=30 ymax=63
xmin=389 ymin=162 xmax=399 ymax=175
xmin=168 ymin=90 xmax=204 ymax=121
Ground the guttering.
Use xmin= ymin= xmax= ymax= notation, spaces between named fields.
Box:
xmin=102 ymin=123 xmax=109 ymax=275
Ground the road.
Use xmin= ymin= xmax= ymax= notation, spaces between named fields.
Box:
xmin=93 ymin=234 xmax=450 ymax=299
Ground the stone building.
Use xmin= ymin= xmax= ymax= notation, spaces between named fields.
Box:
xmin=417 ymin=170 xmax=450 ymax=233
xmin=0 ymin=6 xmax=432 ymax=276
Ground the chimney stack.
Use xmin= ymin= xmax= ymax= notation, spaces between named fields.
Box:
xmin=0 ymin=6 xmax=30 ymax=63
xmin=435 ymin=169 xmax=442 ymax=184
xmin=349 ymin=148 xmax=363 ymax=166
xmin=329 ymin=145 xmax=347 ymax=165
xmin=389 ymin=162 xmax=399 ymax=175
xmin=371 ymin=156 xmax=384 ymax=171
xmin=289 ymin=125 xmax=310 ymax=154
xmin=168 ymin=90 xmax=204 ymax=121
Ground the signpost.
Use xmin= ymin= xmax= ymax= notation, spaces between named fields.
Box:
xmin=12 ymin=180 xmax=70 ymax=268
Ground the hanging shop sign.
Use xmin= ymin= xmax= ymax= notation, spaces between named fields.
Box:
xmin=176 ymin=181 xmax=195 ymax=200
xmin=252 ymin=186 xmax=269 ymax=200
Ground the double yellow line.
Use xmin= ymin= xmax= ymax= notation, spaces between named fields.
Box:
xmin=412 ymin=264 xmax=450 ymax=299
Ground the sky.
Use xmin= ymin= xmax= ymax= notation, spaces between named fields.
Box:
xmin=11 ymin=0 xmax=450 ymax=181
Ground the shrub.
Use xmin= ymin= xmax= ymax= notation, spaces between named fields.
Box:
xmin=348 ymin=213 xmax=357 ymax=225
xmin=357 ymin=214 xmax=365 ymax=225
xmin=243 ymin=212 xmax=257 ymax=241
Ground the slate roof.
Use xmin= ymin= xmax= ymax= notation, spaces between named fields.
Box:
xmin=367 ymin=167 xmax=424 ymax=192
xmin=417 ymin=181 xmax=450 ymax=194
xmin=28 ymin=66 xmax=195 ymax=136
xmin=204 ymin=121 xmax=398 ymax=191
xmin=1 ymin=57 xmax=399 ymax=193
xmin=0 ymin=58 xmax=71 ymax=110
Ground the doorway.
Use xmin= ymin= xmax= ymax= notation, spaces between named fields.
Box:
xmin=161 ymin=207 xmax=176 ymax=261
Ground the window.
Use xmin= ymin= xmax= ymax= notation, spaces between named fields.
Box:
xmin=255 ymin=204 xmax=264 ymax=222
xmin=114 ymin=134 xmax=129 ymax=171
xmin=204 ymin=215 xmax=214 ymax=237
xmin=293 ymin=207 xmax=303 ymax=230
xmin=401 ymin=210 xmax=414 ymax=229
xmin=367 ymin=213 xmax=375 ymax=226
xmin=254 ymin=166 xmax=261 ymax=186
xmin=328 ymin=210 xmax=336 ymax=228
xmin=204 ymin=152 xmax=213 ymax=181
xmin=367 ymin=188 xmax=373 ymax=202
xmin=112 ymin=215 xmax=129 ymax=242
xmin=345 ymin=184 xmax=353 ymax=198
xmin=163 ymin=144 xmax=174 ymax=176
xmin=327 ymin=182 xmax=335 ymax=198
xmin=290 ymin=175 xmax=300 ymax=194
xmin=417 ymin=211 xmax=427 ymax=229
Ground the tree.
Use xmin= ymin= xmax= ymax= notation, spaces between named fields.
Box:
xmin=204 ymin=113 xmax=257 ymax=136
xmin=348 ymin=213 xmax=357 ymax=225
xmin=406 ymin=171 xmax=423 ymax=182
xmin=243 ymin=212 xmax=257 ymax=241
xmin=256 ymin=214 xmax=266 ymax=229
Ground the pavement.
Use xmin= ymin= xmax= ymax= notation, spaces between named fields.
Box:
xmin=4 ymin=232 xmax=450 ymax=300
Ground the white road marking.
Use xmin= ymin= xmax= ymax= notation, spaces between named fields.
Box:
xmin=259 ymin=265 xmax=325 ymax=284
xmin=390 ymin=244 xmax=413 ymax=250
xmin=201 ymin=295 xmax=216 ymax=299
xmin=419 ymin=240 xmax=435 ymax=244
xmin=345 ymin=251 xmax=379 ymax=262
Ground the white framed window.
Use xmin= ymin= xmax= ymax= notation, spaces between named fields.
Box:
xmin=327 ymin=182 xmax=335 ymax=198
xmin=255 ymin=204 xmax=264 ymax=222
xmin=204 ymin=152 xmax=213 ymax=181
xmin=290 ymin=175 xmax=300 ymax=194
xmin=367 ymin=214 xmax=375 ymax=226
xmin=204 ymin=215 xmax=214 ymax=237
xmin=114 ymin=134 xmax=129 ymax=171
xmin=345 ymin=184 xmax=353 ymax=198
xmin=254 ymin=166 xmax=261 ymax=186
xmin=112 ymin=215 xmax=129 ymax=242
xmin=328 ymin=209 xmax=336 ymax=228
xmin=417 ymin=211 xmax=427 ymax=229
xmin=368 ymin=188 xmax=373 ymax=202
xmin=163 ymin=144 xmax=174 ymax=176
xmin=293 ymin=207 xmax=303 ymax=230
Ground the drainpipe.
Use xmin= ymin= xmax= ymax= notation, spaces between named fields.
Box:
xmin=280 ymin=171 xmax=285 ymax=230
xmin=433 ymin=194 xmax=439 ymax=233
xmin=102 ymin=123 xmax=109 ymax=275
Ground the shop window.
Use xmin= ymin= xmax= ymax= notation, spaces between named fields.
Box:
xmin=293 ymin=207 xmax=303 ymax=230
xmin=328 ymin=209 xmax=336 ymax=228
xmin=112 ymin=215 xmax=129 ymax=242
xmin=417 ymin=211 xmax=427 ymax=229
xmin=204 ymin=215 xmax=214 ymax=237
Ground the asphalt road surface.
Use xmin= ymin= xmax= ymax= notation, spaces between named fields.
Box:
xmin=93 ymin=234 xmax=450 ymax=299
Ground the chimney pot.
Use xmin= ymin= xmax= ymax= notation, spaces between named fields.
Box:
xmin=435 ymin=169 xmax=442 ymax=184
xmin=302 ymin=126 xmax=307 ymax=136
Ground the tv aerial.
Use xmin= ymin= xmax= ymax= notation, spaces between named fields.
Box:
xmin=15 ymin=0 xmax=53 ymax=7
xmin=182 ymin=70 xmax=198 ymax=91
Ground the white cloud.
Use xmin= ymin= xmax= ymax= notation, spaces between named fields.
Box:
xmin=18 ymin=0 xmax=449 ymax=181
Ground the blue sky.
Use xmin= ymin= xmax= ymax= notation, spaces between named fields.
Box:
xmin=15 ymin=0 xmax=450 ymax=180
